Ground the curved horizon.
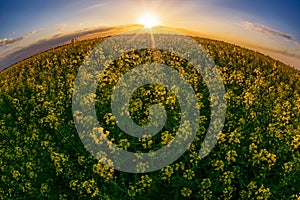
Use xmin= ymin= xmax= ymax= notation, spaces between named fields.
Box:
xmin=1 ymin=0 xmax=299 ymax=69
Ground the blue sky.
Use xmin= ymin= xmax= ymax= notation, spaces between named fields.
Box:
xmin=1 ymin=0 xmax=300 ymax=68
xmin=215 ymin=0 xmax=300 ymax=38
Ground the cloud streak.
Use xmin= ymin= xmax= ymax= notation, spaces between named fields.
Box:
xmin=243 ymin=21 xmax=293 ymax=40
xmin=0 ymin=25 xmax=134 ymax=70
xmin=56 ymin=24 xmax=66 ymax=32
xmin=83 ymin=2 xmax=108 ymax=11
xmin=242 ymin=21 xmax=300 ymax=63
xmin=0 ymin=37 xmax=25 ymax=47
xmin=0 ymin=31 xmax=36 ymax=47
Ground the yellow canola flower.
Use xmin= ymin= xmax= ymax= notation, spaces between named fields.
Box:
xmin=183 ymin=169 xmax=195 ymax=180
xmin=181 ymin=187 xmax=192 ymax=197
xmin=161 ymin=131 xmax=174 ymax=145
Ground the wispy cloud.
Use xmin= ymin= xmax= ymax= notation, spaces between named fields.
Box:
xmin=241 ymin=21 xmax=300 ymax=60
xmin=0 ymin=37 xmax=25 ymax=47
xmin=55 ymin=24 xmax=66 ymax=32
xmin=0 ymin=25 xmax=137 ymax=70
xmin=243 ymin=21 xmax=293 ymax=40
xmin=0 ymin=31 xmax=36 ymax=47
xmin=83 ymin=2 xmax=108 ymax=11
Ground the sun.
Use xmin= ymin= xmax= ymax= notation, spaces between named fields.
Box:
xmin=139 ymin=14 xmax=159 ymax=28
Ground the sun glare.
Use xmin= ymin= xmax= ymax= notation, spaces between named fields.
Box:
xmin=139 ymin=14 xmax=159 ymax=28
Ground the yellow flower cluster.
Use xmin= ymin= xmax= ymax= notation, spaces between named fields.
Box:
xmin=103 ymin=113 xmax=116 ymax=126
xmin=290 ymin=134 xmax=300 ymax=150
xmin=128 ymin=175 xmax=152 ymax=197
xmin=219 ymin=171 xmax=236 ymax=199
xmin=226 ymin=150 xmax=238 ymax=163
xmin=161 ymin=131 xmax=174 ymax=145
xmin=198 ymin=178 xmax=213 ymax=199
xmin=181 ymin=187 xmax=192 ymax=197
xmin=212 ymin=159 xmax=225 ymax=172
xmin=183 ymin=169 xmax=195 ymax=180
xmin=119 ymin=138 xmax=131 ymax=150
xmin=69 ymin=178 xmax=100 ymax=197
xmin=161 ymin=165 xmax=174 ymax=182
xmin=90 ymin=127 xmax=111 ymax=145
xmin=255 ymin=184 xmax=271 ymax=200
xmin=189 ymin=150 xmax=199 ymax=165
xmin=290 ymin=193 xmax=300 ymax=200
xmin=93 ymin=160 xmax=114 ymax=182
xmin=50 ymin=152 xmax=69 ymax=175
xmin=139 ymin=136 xmax=153 ymax=149
xmin=282 ymin=159 xmax=299 ymax=174
xmin=252 ymin=148 xmax=277 ymax=170
xmin=240 ymin=181 xmax=271 ymax=199
xmin=175 ymin=161 xmax=185 ymax=171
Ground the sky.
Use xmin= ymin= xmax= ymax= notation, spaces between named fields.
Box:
xmin=1 ymin=0 xmax=299 ymax=69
